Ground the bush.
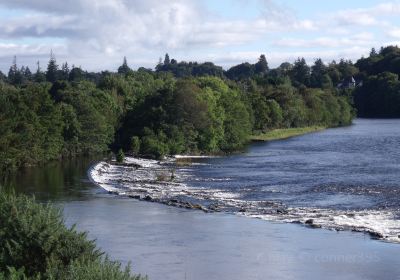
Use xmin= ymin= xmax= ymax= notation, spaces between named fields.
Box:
xmin=116 ymin=149 xmax=125 ymax=163
xmin=140 ymin=136 xmax=168 ymax=159
xmin=0 ymin=191 xmax=145 ymax=280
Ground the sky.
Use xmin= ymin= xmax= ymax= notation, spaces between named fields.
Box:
xmin=0 ymin=0 xmax=400 ymax=72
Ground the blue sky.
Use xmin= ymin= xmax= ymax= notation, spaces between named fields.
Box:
xmin=0 ymin=0 xmax=399 ymax=72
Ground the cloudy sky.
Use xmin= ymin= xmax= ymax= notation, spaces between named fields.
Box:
xmin=0 ymin=0 xmax=400 ymax=72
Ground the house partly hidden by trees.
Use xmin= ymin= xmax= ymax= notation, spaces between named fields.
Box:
xmin=337 ymin=76 xmax=362 ymax=89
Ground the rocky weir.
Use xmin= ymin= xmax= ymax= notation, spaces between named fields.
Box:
xmin=88 ymin=157 xmax=400 ymax=243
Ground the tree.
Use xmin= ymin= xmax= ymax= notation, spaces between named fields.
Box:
xmin=164 ymin=53 xmax=170 ymax=65
xmin=118 ymin=56 xmax=131 ymax=75
xmin=61 ymin=62 xmax=70 ymax=80
xmin=23 ymin=66 xmax=32 ymax=81
xmin=46 ymin=51 xmax=59 ymax=83
xmin=34 ymin=61 xmax=46 ymax=82
xmin=370 ymin=47 xmax=378 ymax=57
xmin=8 ymin=56 xmax=22 ymax=85
xmin=69 ymin=66 xmax=84 ymax=82
xmin=255 ymin=54 xmax=269 ymax=74
xmin=226 ymin=63 xmax=255 ymax=80
xmin=116 ymin=148 xmax=125 ymax=163
xmin=290 ymin=58 xmax=311 ymax=87
xmin=310 ymin=58 xmax=327 ymax=88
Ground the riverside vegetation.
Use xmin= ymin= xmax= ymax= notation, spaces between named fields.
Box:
xmin=0 ymin=191 xmax=145 ymax=280
xmin=2 ymin=47 xmax=374 ymax=176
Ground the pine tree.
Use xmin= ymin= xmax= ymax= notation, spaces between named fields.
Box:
xmin=118 ymin=56 xmax=131 ymax=74
xmin=8 ymin=56 xmax=18 ymax=83
xmin=370 ymin=48 xmax=378 ymax=57
xmin=164 ymin=53 xmax=170 ymax=65
xmin=61 ymin=62 xmax=70 ymax=80
xmin=34 ymin=61 xmax=46 ymax=83
xmin=7 ymin=56 xmax=24 ymax=85
xmin=255 ymin=54 xmax=269 ymax=74
xmin=46 ymin=51 xmax=59 ymax=83
xmin=23 ymin=66 xmax=32 ymax=81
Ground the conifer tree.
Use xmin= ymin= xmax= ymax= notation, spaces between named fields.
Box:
xmin=46 ymin=51 xmax=59 ymax=83
xmin=34 ymin=61 xmax=46 ymax=83
xmin=61 ymin=62 xmax=70 ymax=80
xmin=164 ymin=53 xmax=170 ymax=65
xmin=255 ymin=54 xmax=269 ymax=74
xmin=118 ymin=56 xmax=131 ymax=74
xmin=8 ymin=56 xmax=19 ymax=84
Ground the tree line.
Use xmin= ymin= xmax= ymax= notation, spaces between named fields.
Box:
xmin=0 ymin=51 xmax=358 ymax=175
xmin=354 ymin=46 xmax=400 ymax=117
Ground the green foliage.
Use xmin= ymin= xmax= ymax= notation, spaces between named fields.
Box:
xmin=116 ymin=149 xmax=125 ymax=163
xmin=0 ymin=53 xmax=356 ymax=174
xmin=354 ymin=46 xmax=400 ymax=117
xmin=118 ymin=57 xmax=132 ymax=75
xmin=0 ymin=192 xmax=145 ymax=280
xmin=46 ymin=52 xmax=59 ymax=83
xmin=156 ymin=55 xmax=224 ymax=78
xmin=0 ymin=82 xmax=63 ymax=173
xmin=255 ymin=54 xmax=269 ymax=75
xmin=130 ymin=136 xmax=140 ymax=155
xmin=354 ymin=72 xmax=400 ymax=117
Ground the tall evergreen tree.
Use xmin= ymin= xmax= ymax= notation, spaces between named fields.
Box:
xmin=291 ymin=57 xmax=311 ymax=87
xmin=23 ymin=66 xmax=32 ymax=81
xmin=8 ymin=56 xmax=19 ymax=84
xmin=255 ymin=54 xmax=269 ymax=74
xmin=164 ymin=53 xmax=170 ymax=65
xmin=34 ymin=61 xmax=46 ymax=83
xmin=118 ymin=56 xmax=131 ymax=74
xmin=46 ymin=51 xmax=59 ymax=83
xmin=310 ymin=58 xmax=327 ymax=88
xmin=61 ymin=62 xmax=70 ymax=80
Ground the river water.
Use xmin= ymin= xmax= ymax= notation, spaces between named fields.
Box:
xmin=90 ymin=118 xmax=400 ymax=242
xmin=6 ymin=119 xmax=400 ymax=279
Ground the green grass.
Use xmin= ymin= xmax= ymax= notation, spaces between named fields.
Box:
xmin=250 ymin=126 xmax=326 ymax=142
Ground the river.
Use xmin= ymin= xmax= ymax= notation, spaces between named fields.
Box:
xmin=6 ymin=119 xmax=400 ymax=280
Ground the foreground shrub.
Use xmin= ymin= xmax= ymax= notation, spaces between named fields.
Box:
xmin=0 ymin=191 xmax=145 ymax=280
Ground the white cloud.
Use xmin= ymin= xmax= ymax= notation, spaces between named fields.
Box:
xmin=0 ymin=0 xmax=398 ymax=72
xmin=387 ymin=28 xmax=400 ymax=38
xmin=330 ymin=1 xmax=400 ymax=27
xmin=273 ymin=32 xmax=375 ymax=49
xmin=207 ymin=46 xmax=370 ymax=68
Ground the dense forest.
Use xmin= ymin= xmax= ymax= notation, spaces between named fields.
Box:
xmin=354 ymin=46 xmax=400 ymax=117
xmin=1 ymin=48 xmax=374 ymax=176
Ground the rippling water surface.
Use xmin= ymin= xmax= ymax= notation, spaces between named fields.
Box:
xmin=188 ymin=119 xmax=400 ymax=210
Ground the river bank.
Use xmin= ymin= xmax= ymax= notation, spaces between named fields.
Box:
xmin=250 ymin=126 xmax=326 ymax=141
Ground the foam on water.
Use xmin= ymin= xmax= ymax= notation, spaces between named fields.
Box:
xmin=89 ymin=157 xmax=400 ymax=243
